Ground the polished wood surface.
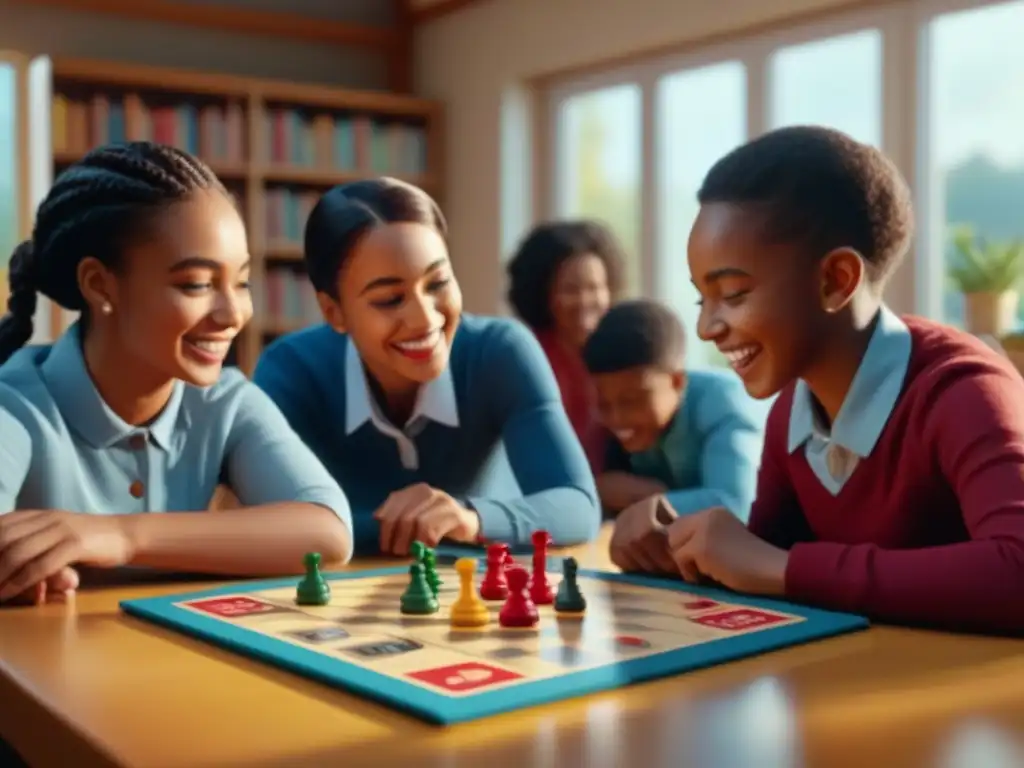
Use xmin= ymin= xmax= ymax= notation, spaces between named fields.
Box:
xmin=1 ymin=527 xmax=1022 ymax=768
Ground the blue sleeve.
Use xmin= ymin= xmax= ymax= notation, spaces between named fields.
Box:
xmin=663 ymin=376 xmax=764 ymax=522
xmin=252 ymin=340 xmax=329 ymax=456
xmin=0 ymin=388 xmax=31 ymax=514
xmin=223 ymin=378 xmax=354 ymax=547
xmin=466 ymin=320 xmax=601 ymax=546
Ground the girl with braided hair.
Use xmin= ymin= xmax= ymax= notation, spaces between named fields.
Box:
xmin=0 ymin=142 xmax=353 ymax=605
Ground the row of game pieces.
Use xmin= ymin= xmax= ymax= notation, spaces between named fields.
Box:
xmin=294 ymin=541 xmax=444 ymax=607
xmin=401 ymin=532 xmax=587 ymax=629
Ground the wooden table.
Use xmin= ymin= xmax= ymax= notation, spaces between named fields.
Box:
xmin=1 ymin=529 xmax=1022 ymax=768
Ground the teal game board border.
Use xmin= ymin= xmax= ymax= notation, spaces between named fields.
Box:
xmin=119 ymin=549 xmax=868 ymax=725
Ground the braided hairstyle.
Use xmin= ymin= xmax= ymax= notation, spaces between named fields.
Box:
xmin=0 ymin=142 xmax=226 ymax=365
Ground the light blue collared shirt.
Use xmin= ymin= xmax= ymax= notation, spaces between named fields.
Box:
xmin=607 ymin=368 xmax=766 ymax=521
xmin=787 ymin=306 xmax=912 ymax=494
xmin=0 ymin=323 xmax=353 ymax=533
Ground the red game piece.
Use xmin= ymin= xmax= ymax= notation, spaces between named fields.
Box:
xmin=529 ymin=530 xmax=554 ymax=605
xmin=498 ymin=566 xmax=538 ymax=628
xmin=501 ymin=544 xmax=518 ymax=572
xmin=479 ymin=543 xmax=509 ymax=600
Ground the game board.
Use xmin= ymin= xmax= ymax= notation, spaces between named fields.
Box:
xmin=119 ymin=548 xmax=868 ymax=725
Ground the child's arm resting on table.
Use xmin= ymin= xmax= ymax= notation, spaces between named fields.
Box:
xmin=466 ymin=320 xmax=601 ymax=547
xmin=596 ymin=440 xmax=667 ymax=513
xmin=784 ymin=373 xmax=1024 ymax=634
xmin=124 ymin=382 xmax=354 ymax=575
xmin=0 ymin=402 xmax=30 ymax=514
xmin=663 ymin=379 xmax=763 ymax=521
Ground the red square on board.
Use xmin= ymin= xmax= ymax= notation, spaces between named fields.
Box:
xmin=692 ymin=608 xmax=788 ymax=631
xmin=683 ymin=599 xmax=719 ymax=611
xmin=407 ymin=662 xmax=523 ymax=692
xmin=185 ymin=596 xmax=279 ymax=618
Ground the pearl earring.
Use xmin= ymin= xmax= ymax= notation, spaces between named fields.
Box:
xmin=100 ymin=301 xmax=112 ymax=315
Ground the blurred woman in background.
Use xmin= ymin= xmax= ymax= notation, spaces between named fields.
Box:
xmin=506 ymin=220 xmax=624 ymax=473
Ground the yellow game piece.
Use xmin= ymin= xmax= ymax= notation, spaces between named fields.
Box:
xmin=450 ymin=557 xmax=489 ymax=628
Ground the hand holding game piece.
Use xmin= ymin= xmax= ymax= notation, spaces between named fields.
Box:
xmin=374 ymin=483 xmax=481 ymax=555
xmin=449 ymin=557 xmax=489 ymax=627
xmin=554 ymin=557 xmax=586 ymax=614
xmin=296 ymin=552 xmax=331 ymax=605
xmin=667 ymin=507 xmax=789 ymax=596
xmin=498 ymin=565 xmax=538 ymax=628
xmin=0 ymin=510 xmax=133 ymax=602
xmin=609 ymin=495 xmax=679 ymax=575
xmin=479 ymin=543 xmax=509 ymax=600
xmin=401 ymin=562 xmax=440 ymax=614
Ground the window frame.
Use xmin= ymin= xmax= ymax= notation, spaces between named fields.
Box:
xmin=542 ymin=0 xmax=1020 ymax=322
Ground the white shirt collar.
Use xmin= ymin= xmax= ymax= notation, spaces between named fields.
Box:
xmin=344 ymin=338 xmax=460 ymax=435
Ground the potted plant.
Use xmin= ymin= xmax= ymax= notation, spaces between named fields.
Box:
xmin=947 ymin=225 xmax=1024 ymax=337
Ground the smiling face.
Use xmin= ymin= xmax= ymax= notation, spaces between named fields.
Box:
xmin=80 ymin=188 xmax=253 ymax=388
xmin=323 ymin=222 xmax=461 ymax=393
xmin=592 ymin=365 xmax=685 ymax=453
xmin=549 ymin=253 xmax=611 ymax=349
xmin=687 ymin=202 xmax=828 ymax=399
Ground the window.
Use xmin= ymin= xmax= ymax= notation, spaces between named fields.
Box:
xmin=656 ymin=61 xmax=747 ymax=368
xmin=0 ymin=60 xmax=18 ymax=315
xmin=769 ymin=29 xmax=883 ymax=147
xmin=546 ymin=1 xmax=1022 ymax=339
xmin=554 ymin=84 xmax=643 ymax=295
xmin=924 ymin=0 xmax=1024 ymax=327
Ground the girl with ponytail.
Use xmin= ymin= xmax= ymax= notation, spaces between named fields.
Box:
xmin=0 ymin=142 xmax=352 ymax=604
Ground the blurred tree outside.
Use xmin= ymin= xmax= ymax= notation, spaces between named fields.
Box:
xmin=0 ymin=61 xmax=16 ymax=316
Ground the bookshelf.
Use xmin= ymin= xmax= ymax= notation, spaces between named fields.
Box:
xmin=43 ymin=56 xmax=443 ymax=374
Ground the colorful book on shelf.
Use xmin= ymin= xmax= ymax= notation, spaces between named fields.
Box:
xmin=264 ymin=188 xmax=320 ymax=244
xmin=258 ymin=269 xmax=321 ymax=331
xmin=51 ymin=93 xmax=245 ymax=163
xmin=264 ymin=108 xmax=427 ymax=175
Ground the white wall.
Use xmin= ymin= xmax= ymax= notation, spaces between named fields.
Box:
xmin=412 ymin=0 xmax=917 ymax=315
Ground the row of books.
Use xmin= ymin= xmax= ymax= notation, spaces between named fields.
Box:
xmin=51 ymin=94 xmax=246 ymax=163
xmin=255 ymin=269 xmax=321 ymax=330
xmin=264 ymin=108 xmax=428 ymax=176
xmin=48 ymin=94 xmax=430 ymax=177
xmin=265 ymin=188 xmax=319 ymax=245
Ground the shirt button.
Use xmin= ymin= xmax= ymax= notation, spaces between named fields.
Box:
xmin=129 ymin=480 xmax=145 ymax=498
xmin=129 ymin=434 xmax=147 ymax=450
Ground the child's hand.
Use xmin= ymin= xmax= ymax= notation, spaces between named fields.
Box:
xmin=374 ymin=483 xmax=481 ymax=555
xmin=0 ymin=566 xmax=79 ymax=607
xmin=667 ymin=507 xmax=789 ymax=596
xmin=609 ymin=495 xmax=679 ymax=574
xmin=0 ymin=511 xmax=133 ymax=601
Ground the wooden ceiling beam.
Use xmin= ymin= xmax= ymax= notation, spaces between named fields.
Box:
xmin=13 ymin=0 xmax=396 ymax=50
xmin=409 ymin=0 xmax=486 ymax=25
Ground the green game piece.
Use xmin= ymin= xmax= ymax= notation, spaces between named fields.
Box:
xmin=401 ymin=562 xmax=439 ymax=614
xmin=410 ymin=540 xmax=427 ymax=564
xmin=296 ymin=552 xmax=331 ymax=606
xmin=554 ymin=556 xmax=586 ymax=613
xmin=423 ymin=548 xmax=442 ymax=595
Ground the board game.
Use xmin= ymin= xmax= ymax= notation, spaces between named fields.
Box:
xmin=120 ymin=539 xmax=868 ymax=725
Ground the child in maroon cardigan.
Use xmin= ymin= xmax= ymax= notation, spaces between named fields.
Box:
xmin=615 ymin=125 xmax=1024 ymax=635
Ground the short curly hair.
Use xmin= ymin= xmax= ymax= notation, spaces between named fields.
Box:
xmin=698 ymin=125 xmax=914 ymax=286
xmin=505 ymin=220 xmax=625 ymax=331
xmin=582 ymin=300 xmax=685 ymax=374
